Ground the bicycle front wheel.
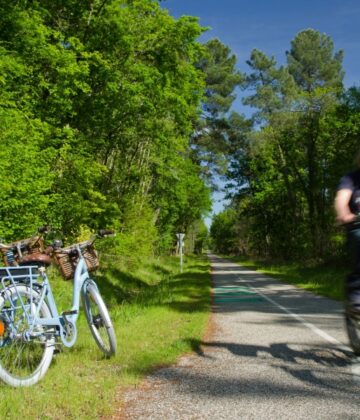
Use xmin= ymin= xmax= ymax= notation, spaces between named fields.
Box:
xmin=82 ymin=281 xmax=116 ymax=356
xmin=0 ymin=284 xmax=55 ymax=387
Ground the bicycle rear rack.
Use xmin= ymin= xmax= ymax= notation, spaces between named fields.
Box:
xmin=0 ymin=266 xmax=40 ymax=290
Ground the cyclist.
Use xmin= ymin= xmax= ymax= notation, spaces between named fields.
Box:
xmin=334 ymin=147 xmax=360 ymax=313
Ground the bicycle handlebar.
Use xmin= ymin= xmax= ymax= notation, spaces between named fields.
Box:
xmin=0 ymin=227 xmax=115 ymax=260
xmin=343 ymin=214 xmax=360 ymax=228
xmin=0 ymin=227 xmax=47 ymax=251
xmin=49 ymin=229 xmax=115 ymax=255
xmin=98 ymin=229 xmax=115 ymax=238
xmin=37 ymin=225 xmax=49 ymax=234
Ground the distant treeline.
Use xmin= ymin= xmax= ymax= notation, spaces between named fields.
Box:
xmin=210 ymin=29 xmax=360 ymax=261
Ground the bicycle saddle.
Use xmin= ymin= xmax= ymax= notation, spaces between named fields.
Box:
xmin=18 ymin=253 xmax=52 ymax=267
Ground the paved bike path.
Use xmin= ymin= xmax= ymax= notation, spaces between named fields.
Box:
xmin=116 ymin=255 xmax=360 ymax=419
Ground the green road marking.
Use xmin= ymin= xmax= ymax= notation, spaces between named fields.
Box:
xmin=213 ymin=287 xmax=257 ymax=295
xmin=213 ymin=286 xmax=264 ymax=303
xmin=214 ymin=297 xmax=263 ymax=303
xmin=214 ymin=287 xmax=254 ymax=291
xmin=215 ymin=293 xmax=256 ymax=297
xmin=213 ymin=287 xmax=256 ymax=295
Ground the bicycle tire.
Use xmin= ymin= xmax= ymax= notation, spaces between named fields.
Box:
xmin=0 ymin=284 xmax=55 ymax=386
xmin=82 ymin=281 xmax=116 ymax=356
xmin=345 ymin=313 xmax=360 ymax=356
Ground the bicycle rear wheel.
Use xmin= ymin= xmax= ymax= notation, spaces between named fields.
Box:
xmin=345 ymin=313 xmax=360 ymax=355
xmin=82 ymin=281 xmax=116 ymax=356
xmin=0 ymin=284 xmax=55 ymax=386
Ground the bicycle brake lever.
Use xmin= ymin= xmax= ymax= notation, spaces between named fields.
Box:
xmin=98 ymin=229 xmax=115 ymax=238
xmin=38 ymin=225 xmax=49 ymax=234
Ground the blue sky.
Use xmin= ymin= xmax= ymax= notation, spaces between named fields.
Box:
xmin=162 ymin=0 xmax=360 ymax=225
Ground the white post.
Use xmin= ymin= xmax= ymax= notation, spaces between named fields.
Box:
xmin=176 ymin=233 xmax=185 ymax=273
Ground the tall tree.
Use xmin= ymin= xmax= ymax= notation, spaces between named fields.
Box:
xmin=192 ymin=39 xmax=243 ymax=182
xmin=225 ymin=29 xmax=351 ymax=259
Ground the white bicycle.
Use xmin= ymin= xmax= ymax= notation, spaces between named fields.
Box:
xmin=0 ymin=230 xmax=116 ymax=387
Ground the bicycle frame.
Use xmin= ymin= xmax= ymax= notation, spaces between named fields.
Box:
xmin=1 ymin=245 xmax=96 ymax=348
xmin=0 ymin=230 xmax=116 ymax=386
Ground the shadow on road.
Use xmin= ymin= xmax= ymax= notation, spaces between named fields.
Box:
xmin=158 ymin=337 xmax=357 ymax=395
xmin=185 ymin=337 xmax=349 ymax=366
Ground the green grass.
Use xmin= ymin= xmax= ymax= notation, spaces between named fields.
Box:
xmin=226 ymin=255 xmax=348 ymax=301
xmin=0 ymin=254 xmax=211 ymax=419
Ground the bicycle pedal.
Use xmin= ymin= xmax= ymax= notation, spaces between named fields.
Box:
xmin=62 ymin=310 xmax=78 ymax=316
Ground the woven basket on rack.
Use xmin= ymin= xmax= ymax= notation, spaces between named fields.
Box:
xmin=0 ymin=236 xmax=45 ymax=266
xmin=54 ymin=245 xmax=99 ymax=280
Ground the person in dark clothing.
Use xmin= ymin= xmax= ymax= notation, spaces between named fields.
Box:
xmin=335 ymin=148 xmax=360 ymax=312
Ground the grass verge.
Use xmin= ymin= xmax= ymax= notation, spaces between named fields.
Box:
xmin=225 ymin=255 xmax=347 ymax=301
xmin=0 ymin=254 xmax=211 ymax=419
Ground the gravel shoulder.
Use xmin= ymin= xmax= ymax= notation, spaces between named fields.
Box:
xmin=113 ymin=254 xmax=360 ymax=420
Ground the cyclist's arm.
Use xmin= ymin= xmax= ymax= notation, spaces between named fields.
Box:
xmin=334 ymin=188 xmax=356 ymax=225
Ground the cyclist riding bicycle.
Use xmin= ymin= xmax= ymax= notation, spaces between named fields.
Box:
xmin=334 ymin=147 xmax=360 ymax=314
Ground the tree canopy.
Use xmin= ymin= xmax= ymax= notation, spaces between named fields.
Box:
xmin=0 ymin=0 xmax=221 ymax=256
xmin=212 ymin=29 xmax=360 ymax=261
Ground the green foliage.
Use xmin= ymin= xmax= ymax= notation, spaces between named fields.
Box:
xmin=210 ymin=208 xmax=240 ymax=254
xmin=0 ymin=0 xmax=212 ymax=253
xmin=184 ymin=219 xmax=209 ymax=254
xmin=0 ymin=111 xmax=53 ymax=240
xmin=286 ymin=29 xmax=344 ymax=92
xmin=220 ymin=29 xmax=359 ymax=261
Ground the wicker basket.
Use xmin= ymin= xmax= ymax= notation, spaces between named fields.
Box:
xmin=54 ymin=245 xmax=99 ymax=280
xmin=0 ymin=236 xmax=45 ymax=266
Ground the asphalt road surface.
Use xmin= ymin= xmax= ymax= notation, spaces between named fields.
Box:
xmin=118 ymin=254 xmax=360 ymax=420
